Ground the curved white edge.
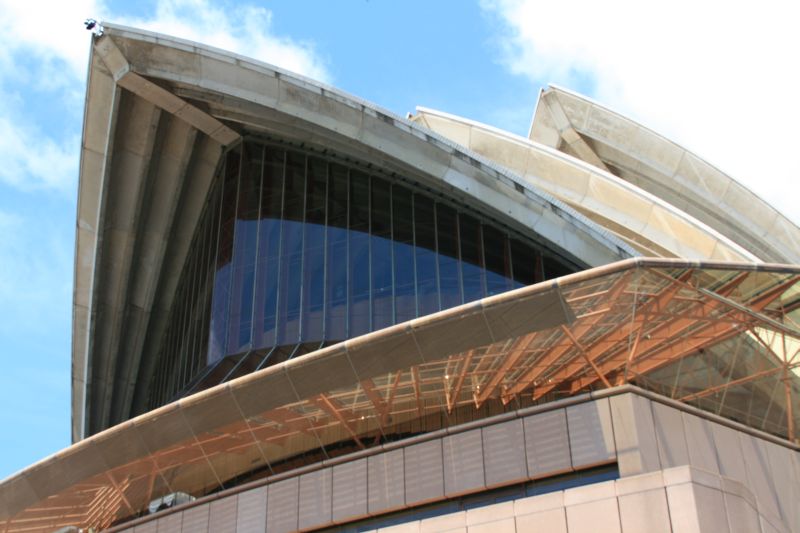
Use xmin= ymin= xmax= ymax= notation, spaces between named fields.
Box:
xmin=98 ymin=22 xmax=637 ymax=262
xmin=535 ymin=85 xmax=800 ymax=264
xmin=415 ymin=106 xmax=760 ymax=263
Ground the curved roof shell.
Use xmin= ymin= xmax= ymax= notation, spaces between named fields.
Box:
xmin=73 ymin=25 xmax=633 ymax=441
xmin=529 ymin=86 xmax=800 ymax=264
xmin=412 ymin=107 xmax=757 ymax=262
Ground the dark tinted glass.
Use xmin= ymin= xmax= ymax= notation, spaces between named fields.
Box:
xmin=437 ymin=204 xmax=461 ymax=309
xmin=148 ymin=142 xmax=574 ymax=409
xmin=459 ymin=213 xmax=484 ymax=302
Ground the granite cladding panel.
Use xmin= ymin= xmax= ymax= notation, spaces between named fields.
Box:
xmin=368 ymin=448 xmax=405 ymax=513
xmin=681 ymin=412 xmax=720 ymax=474
xmin=524 ymin=408 xmax=572 ymax=477
xmin=298 ymin=468 xmax=333 ymax=530
xmin=266 ymin=477 xmax=299 ymax=533
xmin=404 ymin=439 xmax=445 ymax=505
xmin=180 ymin=504 xmax=209 ymax=533
xmin=155 ymin=511 xmax=182 ymax=533
xmin=566 ymin=397 xmax=616 ymax=467
xmin=207 ymin=495 xmax=238 ymax=533
xmin=482 ymin=419 xmax=527 ymax=486
xmin=332 ymin=458 xmax=368 ymax=522
xmin=651 ymin=401 xmax=689 ymax=468
xmin=236 ymin=486 xmax=267 ymax=532
xmin=609 ymin=393 xmax=661 ymax=476
xmin=442 ymin=429 xmax=485 ymax=495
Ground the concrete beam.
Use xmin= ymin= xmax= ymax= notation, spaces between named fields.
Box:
xmin=131 ymin=135 xmax=223 ymax=416
xmin=110 ymin=115 xmax=198 ymax=425
xmin=72 ymin=54 xmax=121 ymax=442
xmin=540 ymin=90 xmax=610 ymax=173
xmin=90 ymin=92 xmax=162 ymax=434
xmin=531 ymin=86 xmax=800 ymax=264
xmin=93 ymin=34 xmax=240 ymax=147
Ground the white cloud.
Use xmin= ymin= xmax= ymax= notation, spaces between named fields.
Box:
xmin=0 ymin=0 xmax=330 ymax=84
xmin=121 ymin=0 xmax=331 ymax=83
xmin=0 ymin=0 xmax=330 ymax=194
xmin=482 ymin=0 xmax=800 ymax=224
xmin=0 ymin=113 xmax=79 ymax=193
xmin=0 ymin=0 xmax=102 ymax=83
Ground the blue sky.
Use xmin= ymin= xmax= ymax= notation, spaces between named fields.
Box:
xmin=0 ymin=0 xmax=798 ymax=480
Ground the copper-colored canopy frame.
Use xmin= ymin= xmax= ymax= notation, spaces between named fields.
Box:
xmin=3 ymin=258 xmax=799 ymax=532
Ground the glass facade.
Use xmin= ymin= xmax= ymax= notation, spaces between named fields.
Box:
xmin=148 ymin=140 xmax=577 ymax=409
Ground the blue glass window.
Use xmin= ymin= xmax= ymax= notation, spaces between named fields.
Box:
xmin=301 ymin=157 xmax=327 ymax=342
xmin=436 ymin=204 xmax=462 ymax=310
xmin=392 ymin=186 xmax=416 ymax=323
xmin=276 ymin=152 xmax=305 ymax=345
xmin=459 ymin=213 xmax=484 ymax=303
xmin=252 ymin=147 xmax=284 ymax=350
xmin=151 ymin=141 xmax=578 ymax=406
xmin=326 ymin=164 xmax=349 ymax=341
xmin=371 ymin=177 xmax=393 ymax=330
xmin=414 ymin=195 xmax=439 ymax=316
xmin=349 ymin=170 xmax=371 ymax=337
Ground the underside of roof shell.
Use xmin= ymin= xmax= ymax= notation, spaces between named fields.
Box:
xmin=73 ymin=25 xmax=633 ymax=441
xmin=529 ymin=86 xmax=800 ymax=264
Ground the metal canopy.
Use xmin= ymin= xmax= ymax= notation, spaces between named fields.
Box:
xmin=5 ymin=258 xmax=800 ymax=532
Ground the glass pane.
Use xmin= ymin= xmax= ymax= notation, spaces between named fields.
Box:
xmin=437 ymin=203 xmax=462 ymax=310
xmin=483 ymin=225 xmax=513 ymax=296
xmin=349 ymin=170 xmax=371 ymax=337
xmin=414 ymin=195 xmax=439 ymax=316
xmin=276 ymin=151 xmax=306 ymax=346
xmin=459 ymin=213 xmax=484 ymax=303
xmin=253 ymin=147 xmax=284 ymax=349
xmin=393 ymin=186 xmax=416 ymax=323
xmin=326 ymin=164 xmax=348 ymax=341
xmin=226 ymin=143 xmax=262 ymax=354
xmin=511 ymin=238 xmax=539 ymax=288
xmin=301 ymin=157 xmax=327 ymax=342
xmin=207 ymin=147 xmax=240 ymax=363
xmin=371 ymin=176 xmax=393 ymax=330
xmin=543 ymin=255 xmax=573 ymax=280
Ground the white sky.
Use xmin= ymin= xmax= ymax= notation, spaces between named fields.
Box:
xmin=483 ymin=0 xmax=800 ymax=224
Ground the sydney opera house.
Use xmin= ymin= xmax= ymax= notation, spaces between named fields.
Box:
xmin=2 ymin=23 xmax=800 ymax=532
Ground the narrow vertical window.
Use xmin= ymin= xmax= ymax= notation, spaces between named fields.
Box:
xmin=207 ymin=147 xmax=240 ymax=363
xmin=371 ymin=176 xmax=393 ymax=330
xmin=414 ymin=195 xmax=438 ymax=316
xmin=325 ymin=164 xmax=348 ymax=341
xmin=349 ymin=170 xmax=371 ymax=337
xmin=392 ymin=186 xmax=415 ymax=323
xmin=226 ymin=142 xmax=262 ymax=355
xmin=483 ymin=225 xmax=513 ymax=295
xmin=301 ymin=157 xmax=327 ymax=342
xmin=276 ymin=151 xmax=306 ymax=346
xmin=459 ymin=213 xmax=484 ymax=303
xmin=252 ymin=147 xmax=285 ymax=349
xmin=437 ymin=203 xmax=462 ymax=310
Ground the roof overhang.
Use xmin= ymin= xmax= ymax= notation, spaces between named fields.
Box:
xmin=73 ymin=26 xmax=635 ymax=441
xmin=13 ymin=257 xmax=800 ymax=532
